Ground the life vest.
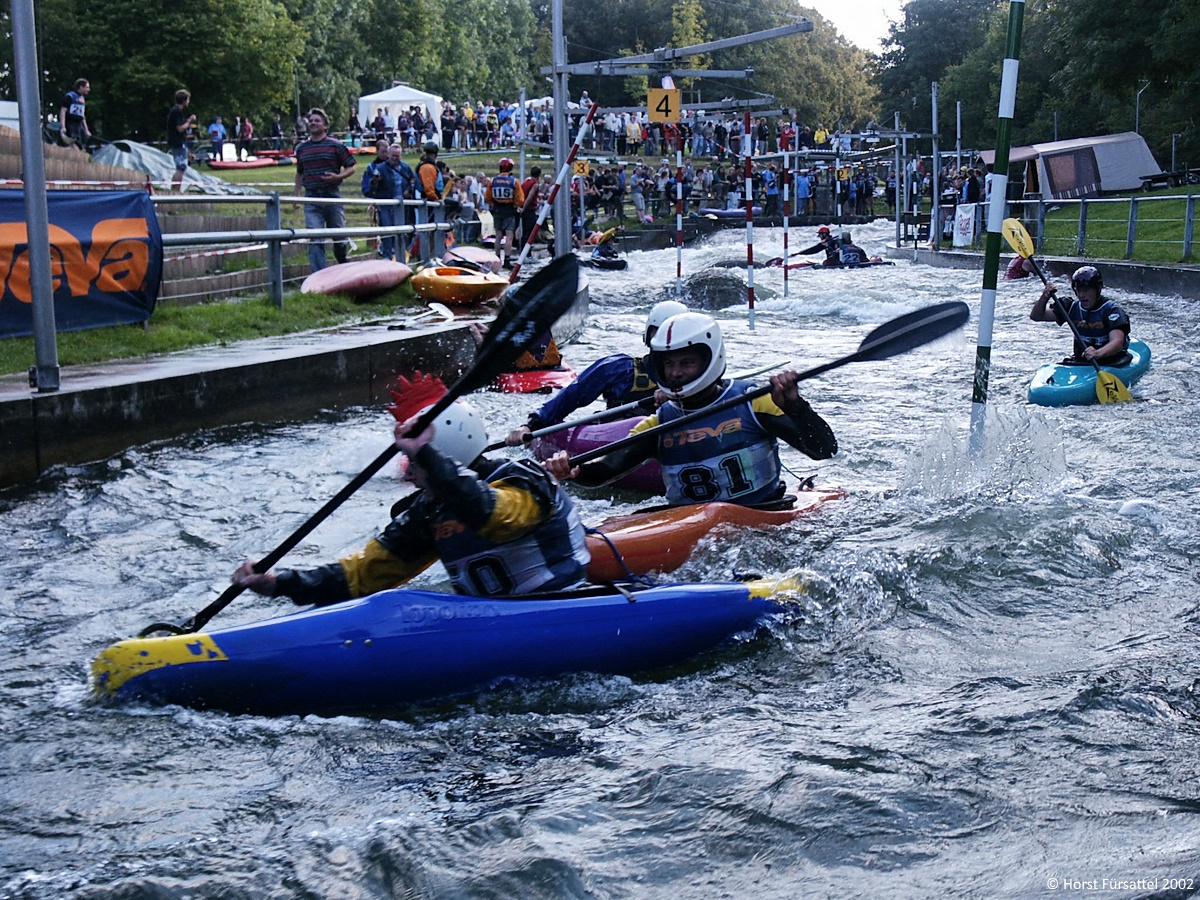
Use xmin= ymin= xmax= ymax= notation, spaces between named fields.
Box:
xmin=655 ymin=380 xmax=783 ymax=507
xmin=490 ymin=173 xmax=519 ymax=205
xmin=432 ymin=461 xmax=589 ymax=596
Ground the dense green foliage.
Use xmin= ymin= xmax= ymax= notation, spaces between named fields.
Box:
xmin=875 ymin=0 xmax=1198 ymax=167
xmin=1 ymin=0 xmax=1192 ymax=170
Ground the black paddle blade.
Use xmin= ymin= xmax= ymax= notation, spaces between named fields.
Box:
xmin=399 ymin=254 xmax=579 ymax=440
xmin=455 ymin=254 xmax=579 ymax=397
xmin=856 ymin=301 xmax=970 ymax=361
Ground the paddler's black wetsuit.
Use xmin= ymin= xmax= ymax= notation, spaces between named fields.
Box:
xmin=272 ymin=448 xmax=589 ymax=605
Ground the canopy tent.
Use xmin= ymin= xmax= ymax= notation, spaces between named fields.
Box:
xmin=981 ymin=132 xmax=1161 ymax=200
xmin=357 ymin=84 xmax=444 ymax=144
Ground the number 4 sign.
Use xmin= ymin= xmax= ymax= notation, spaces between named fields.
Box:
xmin=647 ymin=88 xmax=681 ymax=123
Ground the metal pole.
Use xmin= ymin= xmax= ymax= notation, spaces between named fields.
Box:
xmin=956 ymin=101 xmax=962 ymax=172
xmin=894 ymin=112 xmax=902 ymax=250
xmin=12 ymin=0 xmax=59 ymax=391
xmin=552 ymin=0 xmax=571 ymax=258
xmin=266 ymin=192 xmax=283 ymax=307
xmin=743 ymin=111 xmax=755 ymax=331
xmin=518 ymin=88 xmax=527 ymax=179
xmin=969 ymin=0 xmax=1026 ymax=455
xmin=782 ymin=150 xmax=791 ymax=299
xmin=675 ymin=149 xmax=684 ymax=297
xmin=931 ymin=81 xmax=940 ymax=251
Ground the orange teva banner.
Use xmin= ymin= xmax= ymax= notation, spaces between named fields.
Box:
xmin=0 ymin=190 xmax=163 ymax=337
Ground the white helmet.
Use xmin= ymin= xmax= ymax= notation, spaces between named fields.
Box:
xmin=647 ymin=312 xmax=726 ymax=400
xmin=414 ymin=399 xmax=488 ymax=466
xmin=643 ymin=299 xmax=688 ymax=346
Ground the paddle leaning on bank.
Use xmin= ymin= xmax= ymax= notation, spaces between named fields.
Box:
xmin=136 ymin=254 xmax=583 ymax=638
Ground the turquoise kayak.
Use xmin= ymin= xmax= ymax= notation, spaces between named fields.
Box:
xmin=92 ymin=578 xmax=801 ymax=716
xmin=1028 ymin=339 xmax=1151 ymax=407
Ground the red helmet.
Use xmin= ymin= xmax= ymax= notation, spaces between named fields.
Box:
xmin=498 ymin=157 xmax=514 ymax=172
xmin=817 ymin=226 xmax=831 ymax=235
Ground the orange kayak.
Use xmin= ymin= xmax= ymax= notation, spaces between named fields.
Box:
xmin=585 ymin=489 xmax=845 ymax=583
xmin=410 ymin=265 xmax=508 ymax=306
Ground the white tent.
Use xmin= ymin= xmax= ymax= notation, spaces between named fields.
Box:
xmin=981 ymin=132 xmax=1161 ymax=200
xmin=357 ymin=84 xmax=444 ymax=144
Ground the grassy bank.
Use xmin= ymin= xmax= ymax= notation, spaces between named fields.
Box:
xmin=1 ymin=287 xmax=423 ymax=376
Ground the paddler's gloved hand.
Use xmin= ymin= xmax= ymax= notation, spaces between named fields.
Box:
xmin=769 ymin=371 xmax=812 ymax=416
xmin=232 ymin=560 xmax=278 ymax=597
xmin=506 ymin=425 xmax=532 ymax=447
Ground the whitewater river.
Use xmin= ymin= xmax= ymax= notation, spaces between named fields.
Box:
xmin=3 ymin=221 xmax=1199 ymax=898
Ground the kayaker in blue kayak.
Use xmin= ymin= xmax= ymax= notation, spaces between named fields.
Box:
xmin=1030 ymin=265 xmax=1132 ymax=365
xmin=232 ymin=399 xmax=590 ymax=604
xmin=544 ymin=312 xmax=838 ymax=507
xmin=502 ymin=299 xmax=688 ymax=446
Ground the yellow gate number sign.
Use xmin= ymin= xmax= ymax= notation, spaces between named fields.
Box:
xmin=573 ymin=160 xmax=590 ymax=176
xmin=648 ymin=88 xmax=681 ymax=124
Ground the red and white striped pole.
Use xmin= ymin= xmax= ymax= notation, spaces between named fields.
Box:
xmin=509 ymin=103 xmax=600 ymax=282
xmin=781 ymin=150 xmax=791 ymax=299
xmin=744 ymin=111 xmax=756 ymax=331
xmin=675 ymin=149 xmax=684 ymax=297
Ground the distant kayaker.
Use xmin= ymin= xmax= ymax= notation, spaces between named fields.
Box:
xmin=503 ymin=299 xmax=687 ymax=447
xmin=795 ymin=226 xmax=841 ymax=265
xmin=1030 ymin=265 xmax=1131 ymax=364
xmin=544 ymin=312 xmax=837 ymax=507
xmin=232 ymin=399 xmax=590 ymax=604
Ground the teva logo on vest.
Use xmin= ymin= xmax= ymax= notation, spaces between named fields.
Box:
xmin=661 ymin=417 xmax=743 ymax=448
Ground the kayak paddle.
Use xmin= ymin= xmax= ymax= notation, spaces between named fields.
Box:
xmin=482 ymin=358 xmax=795 ymax=453
xmin=1001 ymin=217 xmax=1132 ymax=404
xmin=565 ymin=301 xmax=972 ymax=467
xmin=139 ymin=253 xmax=581 ymax=637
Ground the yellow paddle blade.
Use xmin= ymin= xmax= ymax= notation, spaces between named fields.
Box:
xmin=1002 ymin=217 xmax=1035 ymax=258
xmin=1096 ymin=370 xmax=1133 ymax=404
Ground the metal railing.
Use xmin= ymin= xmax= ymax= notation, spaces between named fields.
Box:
xmin=151 ymin=194 xmax=453 ymax=305
xmin=935 ymin=193 xmax=1199 ymax=262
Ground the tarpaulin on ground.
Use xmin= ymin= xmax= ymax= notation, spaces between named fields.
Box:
xmin=0 ymin=190 xmax=163 ymax=337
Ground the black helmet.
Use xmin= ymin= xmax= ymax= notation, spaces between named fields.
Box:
xmin=422 ymin=140 xmax=439 ymax=154
xmin=1070 ymin=265 xmax=1102 ymax=291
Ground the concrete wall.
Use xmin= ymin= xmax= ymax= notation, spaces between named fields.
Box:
xmin=0 ymin=324 xmax=475 ymax=489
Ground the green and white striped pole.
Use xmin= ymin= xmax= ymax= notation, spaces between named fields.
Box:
xmin=969 ymin=0 xmax=1026 ymax=455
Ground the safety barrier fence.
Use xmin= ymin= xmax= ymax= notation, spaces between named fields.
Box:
xmin=933 ymin=193 xmax=1199 ymax=261
xmin=151 ymin=194 xmax=452 ymax=305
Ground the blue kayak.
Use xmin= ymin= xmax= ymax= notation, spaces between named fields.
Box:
xmin=1028 ymin=339 xmax=1151 ymax=407
xmin=92 ymin=579 xmax=799 ymax=716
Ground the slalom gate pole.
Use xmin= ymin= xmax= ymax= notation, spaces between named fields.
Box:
xmin=744 ymin=111 xmax=756 ymax=331
xmin=509 ymin=103 xmax=599 ymax=283
xmin=782 ymin=150 xmax=791 ymax=298
xmin=968 ymin=0 xmax=1026 ymax=455
xmin=675 ymin=149 xmax=684 ymax=297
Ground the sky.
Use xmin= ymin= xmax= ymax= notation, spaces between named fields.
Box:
xmin=804 ymin=0 xmax=907 ymax=52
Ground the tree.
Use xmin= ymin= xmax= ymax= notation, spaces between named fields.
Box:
xmin=23 ymin=0 xmax=303 ymax=141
